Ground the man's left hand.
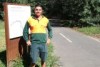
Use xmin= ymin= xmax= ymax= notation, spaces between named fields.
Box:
xmin=46 ymin=38 xmax=51 ymax=45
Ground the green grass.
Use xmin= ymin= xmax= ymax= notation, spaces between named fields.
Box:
xmin=0 ymin=21 xmax=59 ymax=67
xmin=0 ymin=20 xmax=6 ymax=52
xmin=0 ymin=20 xmax=6 ymax=67
xmin=78 ymin=26 xmax=100 ymax=37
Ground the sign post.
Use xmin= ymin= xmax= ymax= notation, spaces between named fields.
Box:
xmin=4 ymin=3 xmax=31 ymax=67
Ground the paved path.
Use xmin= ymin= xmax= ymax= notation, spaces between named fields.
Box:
xmin=52 ymin=27 xmax=100 ymax=67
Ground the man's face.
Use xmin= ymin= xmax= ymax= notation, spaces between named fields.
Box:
xmin=34 ymin=6 xmax=43 ymax=17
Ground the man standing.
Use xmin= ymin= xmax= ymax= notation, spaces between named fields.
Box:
xmin=23 ymin=4 xmax=52 ymax=67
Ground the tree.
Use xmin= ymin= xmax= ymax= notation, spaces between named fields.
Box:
xmin=6 ymin=0 xmax=28 ymax=4
xmin=80 ymin=0 xmax=100 ymax=26
xmin=1 ymin=0 xmax=100 ymax=26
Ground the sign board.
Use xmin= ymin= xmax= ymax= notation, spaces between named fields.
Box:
xmin=4 ymin=3 xmax=31 ymax=67
xmin=8 ymin=5 xmax=31 ymax=39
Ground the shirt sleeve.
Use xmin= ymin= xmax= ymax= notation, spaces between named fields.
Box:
xmin=23 ymin=22 xmax=29 ymax=42
xmin=47 ymin=21 xmax=53 ymax=39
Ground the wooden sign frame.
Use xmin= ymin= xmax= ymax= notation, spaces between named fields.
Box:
xmin=4 ymin=3 xmax=30 ymax=67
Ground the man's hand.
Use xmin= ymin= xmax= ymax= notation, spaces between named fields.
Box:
xmin=46 ymin=38 xmax=51 ymax=45
xmin=26 ymin=40 xmax=31 ymax=46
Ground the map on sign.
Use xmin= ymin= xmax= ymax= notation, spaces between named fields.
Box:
xmin=8 ymin=5 xmax=31 ymax=39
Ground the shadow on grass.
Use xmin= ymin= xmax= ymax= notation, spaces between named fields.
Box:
xmin=19 ymin=37 xmax=31 ymax=67
xmin=0 ymin=50 xmax=7 ymax=67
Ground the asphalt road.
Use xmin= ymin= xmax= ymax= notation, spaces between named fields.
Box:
xmin=52 ymin=27 xmax=100 ymax=67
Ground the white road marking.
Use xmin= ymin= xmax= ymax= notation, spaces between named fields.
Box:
xmin=59 ymin=33 xmax=72 ymax=43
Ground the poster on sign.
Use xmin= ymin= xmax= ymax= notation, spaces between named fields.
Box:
xmin=7 ymin=5 xmax=31 ymax=39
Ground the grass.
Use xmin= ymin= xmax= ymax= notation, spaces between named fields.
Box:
xmin=0 ymin=20 xmax=6 ymax=67
xmin=0 ymin=21 xmax=59 ymax=67
xmin=0 ymin=20 xmax=6 ymax=52
xmin=77 ymin=26 xmax=100 ymax=38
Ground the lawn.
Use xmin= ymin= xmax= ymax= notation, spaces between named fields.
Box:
xmin=0 ymin=20 xmax=6 ymax=52
xmin=0 ymin=21 xmax=59 ymax=67
xmin=0 ymin=20 xmax=6 ymax=67
xmin=77 ymin=26 xmax=100 ymax=38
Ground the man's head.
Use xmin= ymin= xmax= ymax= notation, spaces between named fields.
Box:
xmin=34 ymin=4 xmax=43 ymax=17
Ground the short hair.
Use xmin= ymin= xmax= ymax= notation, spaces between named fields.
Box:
xmin=34 ymin=3 xmax=43 ymax=10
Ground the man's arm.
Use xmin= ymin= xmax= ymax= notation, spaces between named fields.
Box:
xmin=23 ymin=22 xmax=31 ymax=45
xmin=47 ymin=21 xmax=53 ymax=44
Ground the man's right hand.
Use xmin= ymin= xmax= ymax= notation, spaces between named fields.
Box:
xmin=26 ymin=40 xmax=31 ymax=46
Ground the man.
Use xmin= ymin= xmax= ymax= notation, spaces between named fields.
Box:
xmin=23 ymin=4 xmax=52 ymax=67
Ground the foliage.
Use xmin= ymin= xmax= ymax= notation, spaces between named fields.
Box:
xmin=0 ymin=21 xmax=6 ymax=52
xmin=78 ymin=26 xmax=100 ymax=36
xmin=1 ymin=0 xmax=100 ymax=26
xmin=0 ymin=21 xmax=6 ymax=67
xmin=43 ymin=0 xmax=84 ymax=19
xmin=80 ymin=0 xmax=100 ymax=26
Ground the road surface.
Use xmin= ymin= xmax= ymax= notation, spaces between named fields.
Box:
xmin=52 ymin=27 xmax=100 ymax=67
